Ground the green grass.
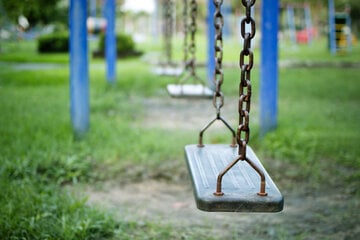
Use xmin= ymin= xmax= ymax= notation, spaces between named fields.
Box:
xmin=279 ymin=38 xmax=360 ymax=62
xmin=0 ymin=178 xmax=117 ymax=239
xmin=0 ymin=37 xmax=360 ymax=238
xmin=260 ymin=67 xmax=360 ymax=185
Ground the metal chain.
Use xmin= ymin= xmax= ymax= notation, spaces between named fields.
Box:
xmin=213 ymin=0 xmax=267 ymax=197
xmin=238 ymin=0 xmax=256 ymax=159
xmin=182 ymin=0 xmax=189 ymax=67
xmin=178 ymin=0 xmax=207 ymax=86
xmin=188 ymin=0 xmax=197 ymax=76
xmin=198 ymin=0 xmax=236 ymax=147
xmin=163 ymin=0 xmax=174 ymax=65
xmin=213 ymin=0 xmax=224 ymax=115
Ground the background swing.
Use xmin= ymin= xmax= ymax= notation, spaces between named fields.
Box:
xmin=167 ymin=0 xmax=213 ymax=98
xmin=185 ymin=0 xmax=284 ymax=212
xmin=153 ymin=0 xmax=182 ymax=76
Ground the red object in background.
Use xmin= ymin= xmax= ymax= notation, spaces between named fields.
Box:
xmin=296 ymin=28 xmax=317 ymax=44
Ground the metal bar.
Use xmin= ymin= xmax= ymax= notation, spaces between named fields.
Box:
xmin=198 ymin=117 xmax=217 ymax=147
xmin=104 ymin=0 xmax=117 ymax=83
xmin=69 ymin=0 xmax=89 ymax=138
xmin=328 ymin=0 xmax=336 ymax=54
xmin=214 ymin=156 xmax=241 ymax=196
xmin=198 ymin=116 xmax=236 ymax=148
xmin=214 ymin=155 xmax=267 ymax=196
xmin=244 ymin=158 xmax=267 ymax=196
xmin=90 ymin=0 xmax=97 ymax=17
xmin=207 ymin=0 xmax=216 ymax=90
xmin=260 ymin=0 xmax=279 ymax=136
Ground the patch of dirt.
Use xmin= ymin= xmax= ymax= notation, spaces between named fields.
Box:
xmin=138 ymin=96 xmax=241 ymax=130
xmin=85 ymin=97 xmax=359 ymax=239
xmin=85 ymin=179 xmax=359 ymax=239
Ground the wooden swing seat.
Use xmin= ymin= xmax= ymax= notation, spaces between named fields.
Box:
xmin=185 ymin=144 xmax=284 ymax=212
xmin=167 ymin=84 xmax=213 ymax=98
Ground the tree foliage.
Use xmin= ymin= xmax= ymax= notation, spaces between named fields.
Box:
xmin=2 ymin=0 xmax=67 ymax=26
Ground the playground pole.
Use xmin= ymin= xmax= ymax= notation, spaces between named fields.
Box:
xmin=104 ymin=0 xmax=117 ymax=83
xmin=328 ymin=0 xmax=336 ymax=54
xmin=90 ymin=0 xmax=97 ymax=18
xmin=69 ymin=0 xmax=89 ymax=138
xmin=260 ymin=0 xmax=279 ymax=136
xmin=207 ymin=0 xmax=216 ymax=89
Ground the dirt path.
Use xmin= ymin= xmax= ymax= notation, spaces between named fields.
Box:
xmin=86 ymin=179 xmax=358 ymax=239
xmin=85 ymin=97 xmax=359 ymax=239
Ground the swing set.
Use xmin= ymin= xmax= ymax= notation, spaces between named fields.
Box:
xmin=68 ymin=0 xmax=284 ymax=213
xmin=184 ymin=0 xmax=284 ymax=212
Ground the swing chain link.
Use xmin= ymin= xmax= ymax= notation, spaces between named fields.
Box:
xmin=183 ymin=0 xmax=189 ymax=67
xmin=163 ymin=0 xmax=174 ymax=65
xmin=188 ymin=0 xmax=198 ymax=75
xmin=238 ymin=0 xmax=256 ymax=159
xmin=213 ymin=0 xmax=225 ymax=113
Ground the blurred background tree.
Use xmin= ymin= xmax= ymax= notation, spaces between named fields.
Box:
xmin=1 ymin=0 xmax=67 ymax=26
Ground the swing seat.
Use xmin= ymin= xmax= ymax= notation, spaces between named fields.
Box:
xmin=167 ymin=84 xmax=213 ymax=98
xmin=153 ymin=66 xmax=183 ymax=76
xmin=185 ymin=144 xmax=284 ymax=212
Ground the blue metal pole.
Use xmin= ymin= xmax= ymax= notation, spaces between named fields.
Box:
xmin=328 ymin=0 xmax=336 ymax=54
xmin=69 ymin=0 xmax=89 ymax=138
xmin=260 ymin=0 xmax=279 ymax=136
xmin=286 ymin=5 xmax=296 ymax=45
xmin=90 ymin=0 xmax=97 ymax=17
xmin=207 ymin=0 xmax=215 ymax=89
xmin=104 ymin=0 xmax=117 ymax=83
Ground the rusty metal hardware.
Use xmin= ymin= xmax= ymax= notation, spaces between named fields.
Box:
xmin=213 ymin=0 xmax=267 ymax=197
xmin=185 ymin=0 xmax=283 ymax=212
xmin=176 ymin=0 xmax=207 ymax=87
xmin=162 ymin=0 xmax=175 ymax=67
xmin=167 ymin=0 xmax=212 ymax=98
xmin=197 ymin=0 xmax=236 ymax=146
xmin=182 ymin=0 xmax=189 ymax=69
xmin=209 ymin=0 xmax=267 ymax=197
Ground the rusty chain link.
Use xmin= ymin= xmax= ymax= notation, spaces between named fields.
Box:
xmin=198 ymin=0 xmax=236 ymax=147
xmin=213 ymin=0 xmax=225 ymax=113
xmin=182 ymin=0 xmax=189 ymax=67
xmin=238 ymin=0 xmax=256 ymax=160
xmin=213 ymin=0 xmax=267 ymax=197
xmin=163 ymin=0 xmax=174 ymax=65
xmin=178 ymin=0 xmax=207 ymax=86
xmin=188 ymin=0 xmax=197 ymax=76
